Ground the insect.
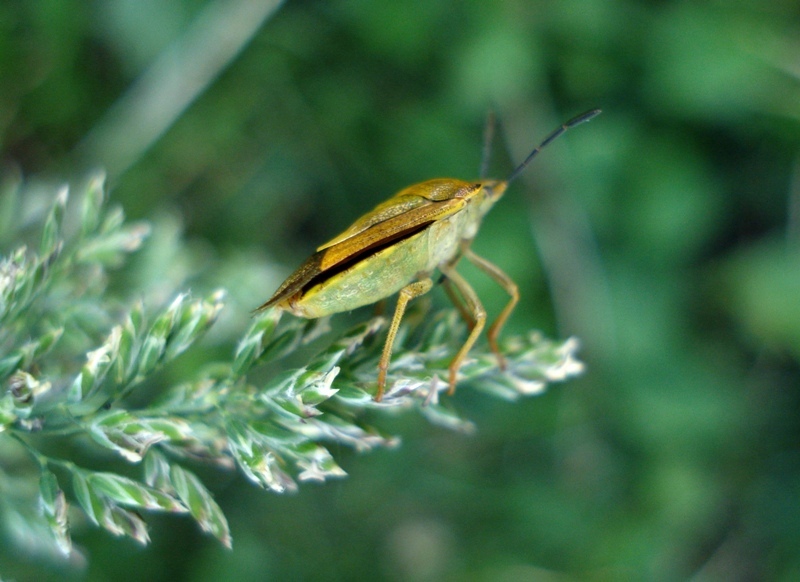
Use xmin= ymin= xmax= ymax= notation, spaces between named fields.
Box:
xmin=257 ymin=109 xmax=600 ymax=401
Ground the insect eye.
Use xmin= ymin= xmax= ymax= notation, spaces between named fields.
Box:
xmin=482 ymin=182 xmax=498 ymax=196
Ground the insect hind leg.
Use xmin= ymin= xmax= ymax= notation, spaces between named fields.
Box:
xmin=462 ymin=247 xmax=519 ymax=370
xmin=439 ymin=263 xmax=486 ymax=395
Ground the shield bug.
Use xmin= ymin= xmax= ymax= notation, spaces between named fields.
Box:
xmin=257 ymin=109 xmax=600 ymax=400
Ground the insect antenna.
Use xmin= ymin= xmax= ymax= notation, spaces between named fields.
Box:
xmin=505 ymin=108 xmax=601 ymax=186
xmin=479 ymin=110 xmax=497 ymax=179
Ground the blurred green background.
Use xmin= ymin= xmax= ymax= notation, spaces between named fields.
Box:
xmin=2 ymin=0 xmax=800 ymax=580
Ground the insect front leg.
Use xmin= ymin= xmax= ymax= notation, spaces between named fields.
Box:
xmin=439 ymin=252 xmax=477 ymax=328
xmin=438 ymin=263 xmax=486 ymax=395
xmin=462 ymin=247 xmax=519 ymax=369
xmin=375 ymin=277 xmax=433 ymax=401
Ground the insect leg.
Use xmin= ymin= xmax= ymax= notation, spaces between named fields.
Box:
xmin=438 ymin=253 xmax=479 ymax=327
xmin=439 ymin=263 xmax=486 ymax=395
xmin=441 ymin=275 xmax=476 ymax=328
xmin=462 ymin=247 xmax=519 ymax=369
xmin=375 ymin=278 xmax=433 ymax=401
xmin=373 ymin=299 xmax=387 ymax=317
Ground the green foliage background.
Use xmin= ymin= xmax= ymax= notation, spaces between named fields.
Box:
xmin=2 ymin=0 xmax=800 ymax=579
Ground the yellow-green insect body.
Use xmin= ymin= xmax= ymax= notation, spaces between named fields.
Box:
xmin=258 ymin=109 xmax=600 ymax=400
xmin=274 ymin=178 xmax=505 ymax=319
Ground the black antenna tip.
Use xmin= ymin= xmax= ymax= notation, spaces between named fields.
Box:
xmin=504 ymin=108 xmax=602 ymax=185
xmin=567 ymin=108 xmax=602 ymax=127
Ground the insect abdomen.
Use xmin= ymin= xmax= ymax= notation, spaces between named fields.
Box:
xmin=285 ymin=228 xmax=437 ymax=318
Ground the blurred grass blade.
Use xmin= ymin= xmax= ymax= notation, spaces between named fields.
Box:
xmin=170 ymin=464 xmax=232 ymax=548
xmin=75 ymin=0 xmax=287 ymax=177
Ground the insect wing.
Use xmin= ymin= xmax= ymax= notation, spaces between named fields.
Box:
xmin=316 ymin=179 xmax=479 ymax=251
xmin=317 ymin=195 xmax=430 ymax=251
xmin=317 ymin=196 xmax=466 ymax=269
xmin=255 ymin=251 xmax=324 ymax=311
xmin=257 ymin=195 xmax=467 ymax=311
